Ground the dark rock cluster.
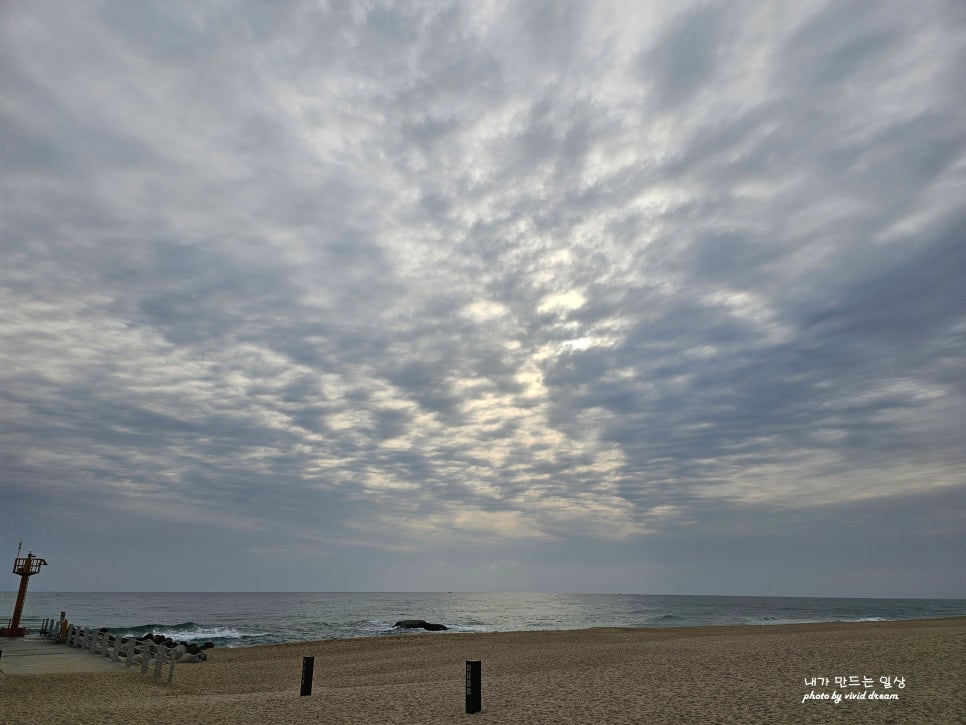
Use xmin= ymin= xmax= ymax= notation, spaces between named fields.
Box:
xmin=136 ymin=631 xmax=214 ymax=661
xmin=394 ymin=619 xmax=448 ymax=631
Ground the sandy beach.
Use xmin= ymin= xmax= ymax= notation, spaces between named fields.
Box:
xmin=1 ymin=617 xmax=962 ymax=724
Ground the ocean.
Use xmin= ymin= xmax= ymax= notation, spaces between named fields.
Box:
xmin=4 ymin=592 xmax=964 ymax=648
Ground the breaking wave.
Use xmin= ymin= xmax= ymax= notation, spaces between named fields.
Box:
xmin=109 ymin=621 xmax=269 ymax=645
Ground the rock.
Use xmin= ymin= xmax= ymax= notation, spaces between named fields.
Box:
xmin=201 ymin=642 xmax=214 ymax=650
xmin=394 ymin=619 xmax=448 ymax=631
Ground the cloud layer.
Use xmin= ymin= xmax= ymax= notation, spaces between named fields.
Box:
xmin=2 ymin=1 xmax=964 ymax=595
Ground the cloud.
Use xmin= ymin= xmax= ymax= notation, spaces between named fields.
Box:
xmin=1 ymin=0 xmax=964 ymax=595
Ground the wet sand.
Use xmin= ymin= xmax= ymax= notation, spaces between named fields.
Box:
xmin=1 ymin=617 xmax=962 ymax=724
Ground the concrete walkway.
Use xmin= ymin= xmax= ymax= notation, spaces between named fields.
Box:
xmin=0 ymin=635 xmax=127 ymax=674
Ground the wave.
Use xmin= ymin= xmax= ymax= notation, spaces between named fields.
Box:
xmin=442 ymin=622 xmax=490 ymax=633
xmin=739 ymin=615 xmax=893 ymax=626
xmin=741 ymin=616 xmax=823 ymax=625
xmin=109 ymin=621 xmax=269 ymax=643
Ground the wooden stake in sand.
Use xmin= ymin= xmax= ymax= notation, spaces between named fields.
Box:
xmin=465 ymin=660 xmax=481 ymax=714
xmin=300 ymin=656 xmax=315 ymax=696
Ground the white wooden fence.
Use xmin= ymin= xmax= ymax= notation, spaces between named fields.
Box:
xmin=54 ymin=624 xmax=177 ymax=683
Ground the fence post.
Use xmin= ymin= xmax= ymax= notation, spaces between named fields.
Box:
xmin=125 ymin=638 xmax=135 ymax=668
xmin=141 ymin=643 xmax=153 ymax=674
xmin=167 ymin=648 xmax=176 ymax=684
xmin=154 ymin=647 xmax=163 ymax=678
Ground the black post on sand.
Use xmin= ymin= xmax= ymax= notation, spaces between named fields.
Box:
xmin=465 ymin=660 xmax=481 ymax=714
xmin=300 ymin=656 xmax=315 ymax=696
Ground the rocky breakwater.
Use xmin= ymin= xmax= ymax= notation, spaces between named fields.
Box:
xmin=135 ymin=632 xmax=214 ymax=663
xmin=92 ymin=628 xmax=215 ymax=664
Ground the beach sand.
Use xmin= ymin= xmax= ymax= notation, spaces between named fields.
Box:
xmin=1 ymin=617 xmax=962 ymax=724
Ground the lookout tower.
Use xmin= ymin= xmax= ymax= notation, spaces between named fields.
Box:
xmin=1 ymin=545 xmax=47 ymax=637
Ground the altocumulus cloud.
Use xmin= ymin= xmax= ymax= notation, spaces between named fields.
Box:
xmin=1 ymin=0 xmax=964 ymax=596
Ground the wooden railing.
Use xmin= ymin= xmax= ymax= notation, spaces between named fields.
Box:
xmin=52 ymin=624 xmax=177 ymax=683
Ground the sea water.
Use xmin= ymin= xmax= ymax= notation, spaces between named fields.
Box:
xmin=3 ymin=592 xmax=963 ymax=648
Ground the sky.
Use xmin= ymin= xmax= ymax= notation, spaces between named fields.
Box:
xmin=1 ymin=1 xmax=964 ymax=598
